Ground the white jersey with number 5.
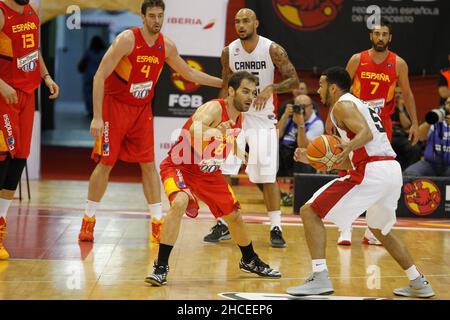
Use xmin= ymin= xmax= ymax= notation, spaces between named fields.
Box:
xmin=330 ymin=93 xmax=396 ymax=165
xmin=229 ymin=36 xmax=275 ymax=121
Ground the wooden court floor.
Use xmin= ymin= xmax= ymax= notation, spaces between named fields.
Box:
xmin=0 ymin=180 xmax=449 ymax=300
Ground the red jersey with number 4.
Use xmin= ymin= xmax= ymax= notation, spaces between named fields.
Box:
xmin=168 ymin=99 xmax=242 ymax=167
xmin=0 ymin=2 xmax=41 ymax=93
xmin=352 ymin=50 xmax=398 ymax=118
xmin=104 ymin=28 xmax=165 ymax=106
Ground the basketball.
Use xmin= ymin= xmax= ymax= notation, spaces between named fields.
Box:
xmin=306 ymin=135 xmax=343 ymax=171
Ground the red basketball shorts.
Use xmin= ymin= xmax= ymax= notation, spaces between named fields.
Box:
xmin=159 ymin=157 xmax=240 ymax=219
xmin=0 ymin=90 xmax=35 ymax=160
xmin=91 ymin=94 xmax=154 ymax=166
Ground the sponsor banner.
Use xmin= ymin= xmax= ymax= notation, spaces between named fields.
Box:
xmin=161 ymin=0 xmax=228 ymax=57
xmin=153 ymin=116 xmax=186 ymax=172
xmin=153 ymin=55 xmax=221 ymax=118
xmin=294 ymin=173 xmax=450 ymax=218
xmin=246 ymin=0 xmax=450 ymax=74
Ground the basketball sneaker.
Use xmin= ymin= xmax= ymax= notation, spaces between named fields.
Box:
xmin=78 ymin=214 xmax=96 ymax=242
xmin=393 ymin=275 xmax=435 ymax=298
xmin=361 ymin=228 xmax=382 ymax=246
xmin=203 ymin=220 xmax=231 ymax=243
xmin=239 ymin=255 xmax=281 ymax=278
xmin=0 ymin=217 xmax=9 ymax=260
xmin=337 ymin=227 xmax=352 ymax=246
xmin=151 ymin=218 xmax=164 ymax=244
xmin=287 ymin=270 xmax=334 ymax=296
xmin=270 ymin=226 xmax=286 ymax=248
xmin=145 ymin=262 xmax=169 ymax=286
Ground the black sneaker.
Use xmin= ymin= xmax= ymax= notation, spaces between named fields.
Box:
xmin=270 ymin=227 xmax=286 ymax=248
xmin=145 ymin=262 xmax=169 ymax=286
xmin=239 ymin=255 xmax=281 ymax=278
xmin=203 ymin=220 xmax=231 ymax=243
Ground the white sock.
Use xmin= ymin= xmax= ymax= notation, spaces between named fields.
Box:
xmin=405 ymin=265 xmax=421 ymax=281
xmin=312 ymin=259 xmax=328 ymax=273
xmin=85 ymin=200 xmax=99 ymax=218
xmin=149 ymin=202 xmax=163 ymax=220
xmin=218 ymin=218 xmax=228 ymax=227
xmin=0 ymin=198 xmax=12 ymax=219
xmin=268 ymin=210 xmax=282 ymax=230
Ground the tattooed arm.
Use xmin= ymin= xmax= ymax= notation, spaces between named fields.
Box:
xmin=218 ymin=46 xmax=233 ymax=98
xmin=253 ymin=42 xmax=299 ymax=110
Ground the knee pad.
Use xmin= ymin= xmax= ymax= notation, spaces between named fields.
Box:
xmin=2 ymin=158 xmax=26 ymax=191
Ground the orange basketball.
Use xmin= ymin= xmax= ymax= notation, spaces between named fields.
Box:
xmin=306 ymin=135 xmax=343 ymax=171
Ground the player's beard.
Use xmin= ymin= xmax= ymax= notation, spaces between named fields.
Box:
xmin=372 ymin=40 xmax=389 ymax=52
xmin=239 ymin=29 xmax=255 ymax=41
xmin=14 ymin=0 xmax=29 ymax=5
xmin=145 ymin=23 xmax=161 ymax=36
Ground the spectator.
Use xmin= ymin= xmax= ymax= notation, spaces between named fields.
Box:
xmin=78 ymin=36 xmax=107 ymax=118
xmin=404 ymin=97 xmax=450 ymax=176
xmin=391 ymin=86 xmax=422 ymax=170
xmin=278 ymin=94 xmax=324 ymax=205
xmin=278 ymin=80 xmax=308 ymax=116
xmin=438 ymin=53 xmax=450 ymax=105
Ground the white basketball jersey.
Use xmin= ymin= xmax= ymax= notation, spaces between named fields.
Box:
xmin=331 ymin=93 xmax=396 ymax=165
xmin=229 ymin=36 xmax=275 ymax=121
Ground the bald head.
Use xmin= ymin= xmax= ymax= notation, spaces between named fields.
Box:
xmin=236 ymin=8 xmax=257 ymax=20
xmin=295 ymin=95 xmax=312 ymax=106
xmin=235 ymin=8 xmax=259 ymax=41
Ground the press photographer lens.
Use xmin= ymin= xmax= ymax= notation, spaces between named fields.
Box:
xmin=425 ymin=108 xmax=446 ymax=125
xmin=292 ymin=104 xmax=305 ymax=114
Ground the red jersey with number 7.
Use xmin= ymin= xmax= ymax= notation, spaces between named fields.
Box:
xmin=104 ymin=28 xmax=165 ymax=106
xmin=352 ymin=50 xmax=398 ymax=119
xmin=0 ymin=2 xmax=41 ymax=93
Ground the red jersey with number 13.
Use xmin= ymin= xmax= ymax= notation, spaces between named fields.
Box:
xmin=0 ymin=2 xmax=41 ymax=93
xmin=104 ymin=28 xmax=165 ymax=106
xmin=352 ymin=50 xmax=398 ymax=118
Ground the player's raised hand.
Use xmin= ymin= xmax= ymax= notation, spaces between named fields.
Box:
xmin=44 ymin=76 xmax=60 ymax=100
xmin=0 ymin=81 xmax=18 ymax=105
xmin=408 ymin=123 xmax=419 ymax=146
xmin=90 ymin=118 xmax=104 ymax=138
xmin=294 ymin=148 xmax=308 ymax=163
xmin=254 ymin=86 xmax=273 ymax=111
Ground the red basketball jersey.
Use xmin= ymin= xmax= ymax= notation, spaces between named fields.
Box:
xmin=352 ymin=50 xmax=398 ymax=118
xmin=168 ymin=99 xmax=242 ymax=166
xmin=0 ymin=2 xmax=41 ymax=93
xmin=104 ymin=28 xmax=165 ymax=106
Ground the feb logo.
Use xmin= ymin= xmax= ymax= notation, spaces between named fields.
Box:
xmin=272 ymin=0 xmax=343 ymax=31
xmin=404 ymin=179 xmax=441 ymax=216
xmin=171 ymin=59 xmax=203 ymax=93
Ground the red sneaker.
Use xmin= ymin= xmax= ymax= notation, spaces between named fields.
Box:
xmin=78 ymin=214 xmax=96 ymax=242
xmin=0 ymin=217 xmax=9 ymax=260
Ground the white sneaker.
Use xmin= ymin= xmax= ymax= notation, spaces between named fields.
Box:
xmin=362 ymin=228 xmax=382 ymax=246
xmin=337 ymin=227 xmax=352 ymax=246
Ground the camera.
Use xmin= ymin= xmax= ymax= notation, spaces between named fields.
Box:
xmin=425 ymin=107 xmax=449 ymax=125
xmin=292 ymin=104 xmax=305 ymax=114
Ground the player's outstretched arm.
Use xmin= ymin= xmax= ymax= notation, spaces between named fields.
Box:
xmin=90 ymin=30 xmax=134 ymax=138
xmin=397 ymin=57 xmax=419 ymax=146
xmin=218 ymin=47 xmax=232 ymax=98
xmin=333 ymin=101 xmax=373 ymax=164
xmin=165 ymin=37 xmax=222 ymax=88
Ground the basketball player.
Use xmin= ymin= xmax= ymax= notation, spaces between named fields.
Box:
xmin=287 ymin=67 xmax=434 ymax=298
xmin=334 ymin=19 xmax=420 ymax=246
xmin=145 ymin=71 xmax=281 ymax=286
xmin=203 ymin=8 xmax=299 ymax=248
xmin=78 ymin=0 xmax=222 ymax=242
xmin=0 ymin=0 xmax=59 ymax=260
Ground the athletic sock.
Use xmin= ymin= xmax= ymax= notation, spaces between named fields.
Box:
xmin=85 ymin=200 xmax=99 ymax=218
xmin=157 ymin=243 xmax=173 ymax=266
xmin=238 ymin=242 xmax=257 ymax=264
xmin=149 ymin=202 xmax=163 ymax=220
xmin=312 ymin=259 xmax=328 ymax=273
xmin=268 ymin=210 xmax=282 ymax=230
xmin=0 ymin=198 xmax=12 ymax=219
xmin=405 ymin=265 xmax=421 ymax=281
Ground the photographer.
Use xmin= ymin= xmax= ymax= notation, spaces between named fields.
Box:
xmin=391 ymin=87 xmax=422 ymax=170
xmin=278 ymin=95 xmax=323 ymax=205
xmin=404 ymin=97 xmax=450 ymax=176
